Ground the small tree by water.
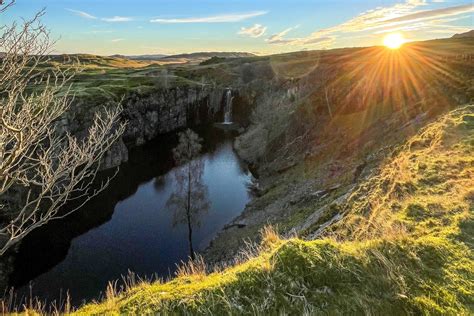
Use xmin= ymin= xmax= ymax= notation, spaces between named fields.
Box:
xmin=166 ymin=129 xmax=210 ymax=260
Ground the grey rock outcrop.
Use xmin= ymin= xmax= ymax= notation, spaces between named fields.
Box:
xmin=64 ymin=85 xmax=226 ymax=170
xmin=122 ymin=86 xmax=223 ymax=146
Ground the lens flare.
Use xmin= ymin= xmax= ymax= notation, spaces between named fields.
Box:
xmin=383 ymin=33 xmax=405 ymax=49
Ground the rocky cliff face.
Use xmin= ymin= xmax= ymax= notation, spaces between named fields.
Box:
xmin=66 ymin=85 xmax=227 ymax=170
xmin=122 ymin=86 xmax=223 ymax=146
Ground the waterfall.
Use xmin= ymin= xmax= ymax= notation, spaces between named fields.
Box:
xmin=223 ymin=89 xmax=233 ymax=124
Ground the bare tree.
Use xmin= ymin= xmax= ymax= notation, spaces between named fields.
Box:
xmin=0 ymin=4 xmax=125 ymax=255
xmin=166 ymin=129 xmax=210 ymax=260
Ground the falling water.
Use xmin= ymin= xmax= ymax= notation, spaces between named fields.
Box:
xmin=223 ymin=89 xmax=233 ymax=124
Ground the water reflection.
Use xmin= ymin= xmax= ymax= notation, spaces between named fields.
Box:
xmin=166 ymin=129 xmax=211 ymax=260
xmin=7 ymin=127 xmax=252 ymax=306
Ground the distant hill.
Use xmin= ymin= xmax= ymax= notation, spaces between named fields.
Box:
xmin=106 ymin=52 xmax=255 ymax=65
xmin=163 ymin=52 xmax=255 ymax=60
xmin=46 ymin=54 xmax=154 ymax=68
xmin=33 ymin=52 xmax=256 ymax=68
xmin=107 ymin=52 xmax=255 ymax=62
xmin=452 ymin=30 xmax=474 ymax=39
xmin=110 ymin=54 xmax=168 ymax=61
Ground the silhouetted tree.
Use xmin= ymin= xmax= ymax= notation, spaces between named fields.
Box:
xmin=166 ymin=129 xmax=210 ymax=260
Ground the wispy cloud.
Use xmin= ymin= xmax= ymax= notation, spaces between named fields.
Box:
xmin=111 ymin=38 xmax=125 ymax=42
xmin=66 ymin=8 xmax=97 ymax=20
xmin=238 ymin=24 xmax=267 ymax=38
xmin=266 ymin=26 xmax=299 ymax=44
xmin=381 ymin=3 xmax=473 ymax=26
xmin=88 ymin=30 xmax=114 ymax=34
xmin=373 ymin=15 xmax=471 ymax=35
xmin=299 ymin=0 xmax=428 ymax=42
xmin=425 ymin=26 xmax=471 ymax=34
xmin=102 ymin=16 xmax=134 ymax=22
xmin=340 ymin=3 xmax=474 ymax=36
xmin=266 ymin=24 xmax=334 ymax=47
xmin=150 ymin=11 xmax=268 ymax=23
xmin=302 ymin=37 xmax=335 ymax=46
xmin=66 ymin=9 xmax=133 ymax=22
xmin=268 ymin=1 xmax=473 ymax=48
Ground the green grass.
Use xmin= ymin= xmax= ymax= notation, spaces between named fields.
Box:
xmin=33 ymin=57 xmax=225 ymax=105
xmin=71 ymin=106 xmax=473 ymax=315
xmin=77 ymin=239 xmax=472 ymax=315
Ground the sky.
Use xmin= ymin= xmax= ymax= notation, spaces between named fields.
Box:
xmin=1 ymin=0 xmax=473 ymax=55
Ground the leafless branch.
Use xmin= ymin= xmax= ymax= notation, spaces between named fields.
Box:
xmin=0 ymin=7 xmax=125 ymax=255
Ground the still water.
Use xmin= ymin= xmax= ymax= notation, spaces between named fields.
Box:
xmin=9 ymin=127 xmax=252 ymax=306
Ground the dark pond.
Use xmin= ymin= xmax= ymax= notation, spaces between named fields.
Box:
xmin=8 ymin=126 xmax=253 ymax=306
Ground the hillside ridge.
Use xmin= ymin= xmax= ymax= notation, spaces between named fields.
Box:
xmin=452 ymin=30 xmax=474 ymax=38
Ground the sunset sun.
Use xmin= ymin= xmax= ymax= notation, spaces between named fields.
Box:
xmin=383 ymin=33 xmax=405 ymax=49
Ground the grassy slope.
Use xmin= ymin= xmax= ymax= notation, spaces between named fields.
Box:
xmin=51 ymin=37 xmax=474 ymax=105
xmin=76 ymin=105 xmax=473 ymax=315
xmin=36 ymin=54 xmax=223 ymax=105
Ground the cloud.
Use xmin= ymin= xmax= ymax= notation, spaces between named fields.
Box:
xmin=266 ymin=24 xmax=334 ymax=48
xmin=334 ymin=2 xmax=472 ymax=37
xmin=238 ymin=24 xmax=267 ymax=38
xmin=373 ymin=15 xmax=471 ymax=34
xmin=66 ymin=9 xmax=97 ymax=20
xmin=88 ymin=30 xmax=114 ymax=34
xmin=313 ymin=2 xmax=472 ymax=37
xmin=150 ymin=11 xmax=268 ymax=23
xmin=111 ymin=38 xmax=124 ymax=42
xmin=268 ymin=1 xmax=473 ymax=49
xmin=102 ymin=16 xmax=134 ymax=22
xmin=66 ymin=9 xmax=133 ymax=22
xmin=425 ymin=26 xmax=471 ymax=34
xmin=379 ymin=3 xmax=473 ymax=26
xmin=306 ymin=0 xmax=428 ymax=37
xmin=302 ymin=37 xmax=335 ymax=46
xmin=266 ymin=26 xmax=299 ymax=44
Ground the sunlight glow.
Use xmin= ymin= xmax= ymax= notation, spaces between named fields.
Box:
xmin=326 ymin=37 xmax=458 ymax=138
xmin=383 ymin=33 xmax=405 ymax=49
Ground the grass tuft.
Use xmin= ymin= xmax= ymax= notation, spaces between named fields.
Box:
xmin=175 ymin=255 xmax=208 ymax=279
